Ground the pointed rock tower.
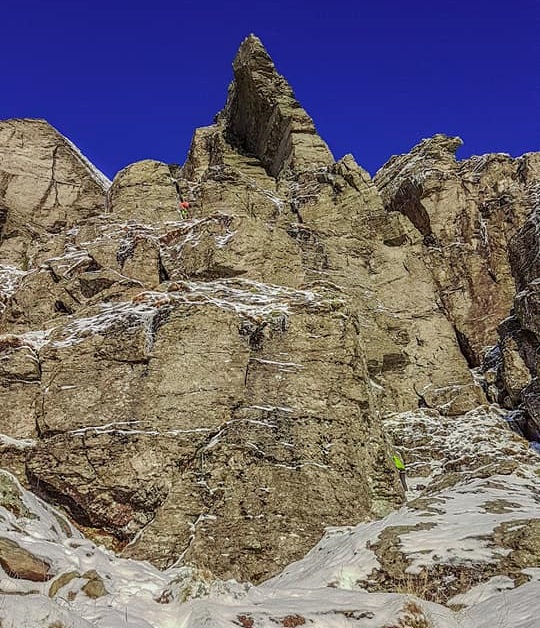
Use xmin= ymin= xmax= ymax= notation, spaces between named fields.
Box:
xmin=183 ymin=35 xmax=333 ymax=183
xmin=218 ymin=34 xmax=334 ymax=178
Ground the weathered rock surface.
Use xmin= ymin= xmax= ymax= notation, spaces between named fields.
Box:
xmin=218 ymin=34 xmax=334 ymax=178
xmin=19 ymin=282 xmax=399 ymax=581
xmin=0 ymin=34 xmax=538 ymax=590
xmin=108 ymin=159 xmax=181 ymax=223
xmin=482 ymin=187 xmax=540 ymax=440
xmin=0 ymin=466 xmax=498 ymax=628
xmin=375 ymin=136 xmax=539 ymax=369
xmin=180 ymin=67 xmax=487 ymax=417
xmin=0 ymin=118 xmax=110 ymax=268
xmin=268 ymin=407 xmax=540 ymax=606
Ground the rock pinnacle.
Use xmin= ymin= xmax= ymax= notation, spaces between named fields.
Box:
xmin=219 ymin=34 xmax=334 ymax=178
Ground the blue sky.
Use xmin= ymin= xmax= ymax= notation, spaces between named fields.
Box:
xmin=2 ymin=0 xmax=538 ymax=178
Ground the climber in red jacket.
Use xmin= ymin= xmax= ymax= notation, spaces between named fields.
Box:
xmin=179 ymin=200 xmax=190 ymax=218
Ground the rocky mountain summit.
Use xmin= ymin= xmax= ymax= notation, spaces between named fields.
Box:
xmin=0 ymin=35 xmax=539 ymax=627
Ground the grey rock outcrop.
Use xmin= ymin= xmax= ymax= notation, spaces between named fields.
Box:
xmin=375 ymin=135 xmax=539 ymax=369
xmin=218 ymin=34 xmax=334 ymax=178
xmin=21 ymin=282 xmax=398 ymax=581
xmin=0 ymin=35 xmax=538 ymax=588
xmin=108 ymin=159 xmax=181 ymax=223
xmin=0 ymin=118 xmax=110 ymax=268
xmin=482 ymin=184 xmax=540 ymax=439
xmin=180 ymin=58 xmax=487 ymax=417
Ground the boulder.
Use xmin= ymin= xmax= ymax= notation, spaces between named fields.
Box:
xmin=107 ymin=159 xmax=182 ymax=223
xmin=0 ymin=537 xmax=52 ymax=581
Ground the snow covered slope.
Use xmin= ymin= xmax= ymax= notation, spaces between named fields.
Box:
xmin=1 ymin=406 xmax=539 ymax=627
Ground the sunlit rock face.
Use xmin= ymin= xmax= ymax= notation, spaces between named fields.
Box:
xmin=0 ymin=118 xmax=110 ymax=268
xmin=0 ymin=34 xmax=538 ymax=587
xmin=375 ymin=136 xmax=539 ymax=370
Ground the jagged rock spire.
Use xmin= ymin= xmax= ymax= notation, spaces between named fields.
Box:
xmin=218 ymin=34 xmax=334 ymax=178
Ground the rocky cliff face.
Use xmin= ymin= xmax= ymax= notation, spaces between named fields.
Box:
xmin=0 ymin=33 xmax=538 ymax=599
xmin=375 ymin=136 xmax=539 ymax=369
xmin=483 ymin=196 xmax=540 ymax=441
